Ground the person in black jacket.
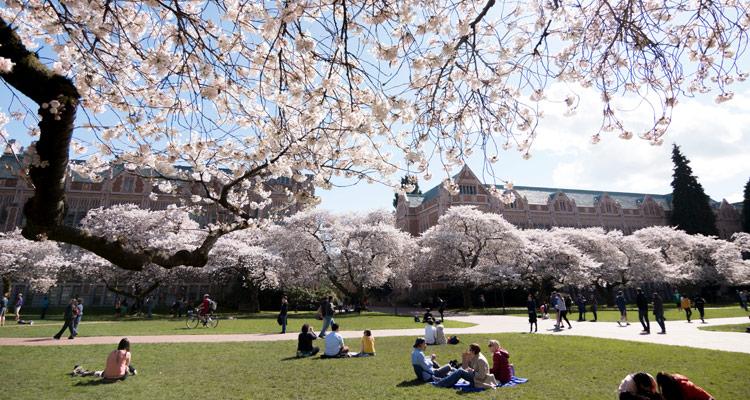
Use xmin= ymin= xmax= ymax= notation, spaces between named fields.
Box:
xmin=652 ymin=293 xmax=666 ymax=334
xmin=279 ymin=296 xmax=289 ymax=334
xmin=53 ymin=298 xmax=79 ymax=340
xmin=693 ymin=295 xmax=706 ymax=323
xmin=526 ymin=294 xmax=538 ymax=333
xmin=636 ymin=288 xmax=650 ymax=334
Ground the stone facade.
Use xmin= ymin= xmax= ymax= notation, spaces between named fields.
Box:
xmin=396 ymin=165 xmax=743 ymax=239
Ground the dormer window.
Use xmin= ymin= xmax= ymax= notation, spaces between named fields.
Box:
xmin=459 ymin=185 xmax=476 ymax=195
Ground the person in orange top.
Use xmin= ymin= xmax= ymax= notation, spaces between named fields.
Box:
xmin=72 ymin=338 xmax=137 ymax=381
xmin=657 ymin=372 xmax=714 ymax=400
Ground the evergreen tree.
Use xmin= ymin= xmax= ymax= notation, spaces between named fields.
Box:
xmin=393 ymin=175 xmax=422 ymax=208
xmin=669 ymin=144 xmax=718 ymax=235
xmin=742 ymin=177 xmax=750 ymax=233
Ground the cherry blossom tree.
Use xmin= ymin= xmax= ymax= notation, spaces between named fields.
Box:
xmin=61 ymin=204 xmax=205 ymax=302
xmin=0 ymin=1 xmax=747 ymax=272
xmin=0 ymin=229 xmax=66 ymax=293
xmin=417 ymin=206 xmax=523 ymax=308
xmin=269 ymin=209 xmax=415 ymax=304
xmin=206 ymin=228 xmax=281 ymax=313
xmin=507 ymin=229 xmax=595 ymax=300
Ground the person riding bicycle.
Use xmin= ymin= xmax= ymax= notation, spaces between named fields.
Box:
xmin=199 ymin=294 xmax=212 ymax=322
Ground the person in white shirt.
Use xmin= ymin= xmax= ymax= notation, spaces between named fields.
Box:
xmin=424 ymin=320 xmax=437 ymax=344
xmin=323 ymin=323 xmax=349 ymax=357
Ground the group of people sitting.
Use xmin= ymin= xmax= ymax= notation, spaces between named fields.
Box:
xmin=411 ymin=337 xmax=514 ymax=389
xmin=619 ymin=372 xmax=714 ymax=400
xmin=296 ymin=322 xmax=375 ymax=358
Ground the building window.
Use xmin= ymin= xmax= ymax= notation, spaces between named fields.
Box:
xmin=122 ymin=177 xmax=136 ymax=193
xmin=459 ymin=185 xmax=476 ymax=195
xmin=277 ymin=177 xmax=291 ymax=185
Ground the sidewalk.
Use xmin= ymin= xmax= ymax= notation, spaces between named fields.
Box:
xmin=1 ymin=315 xmax=748 ymax=354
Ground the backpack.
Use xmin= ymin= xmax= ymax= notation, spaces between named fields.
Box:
xmin=209 ymin=300 xmax=218 ymax=312
xmin=448 ymin=335 xmax=460 ymax=345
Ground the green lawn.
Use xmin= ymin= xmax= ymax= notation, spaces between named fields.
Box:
xmin=484 ymin=306 xmax=750 ymax=322
xmin=0 ymin=312 xmax=474 ymax=338
xmin=0 ymin=334 xmax=747 ymax=399
xmin=699 ymin=323 xmax=750 ymax=333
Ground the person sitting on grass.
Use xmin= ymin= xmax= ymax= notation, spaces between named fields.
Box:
xmin=296 ymin=324 xmax=319 ymax=358
xmin=618 ymin=372 xmax=660 ymax=400
xmin=424 ymin=319 xmax=437 ymax=345
xmin=410 ymin=337 xmax=454 ymax=382
xmin=322 ymin=323 xmax=350 ymax=358
xmin=72 ymin=338 xmax=137 ymax=381
xmin=656 ymin=372 xmax=714 ymax=400
xmin=355 ymin=330 xmax=376 ymax=357
xmin=423 ymin=308 xmax=435 ymax=323
xmin=435 ymin=321 xmax=447 ymax=345
xmin=434 ymin=343 xmax=497 ymax=389
xmin=488 ymin=340 xmax=513 ymax=385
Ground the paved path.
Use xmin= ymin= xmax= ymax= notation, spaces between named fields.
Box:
xmin=1 ymin=315 xmax=748 ymax=354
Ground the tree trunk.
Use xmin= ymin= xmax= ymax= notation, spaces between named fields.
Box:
xmin=461 ymin=287 xmax=473 ymax=309
xmin=248 ymin=285 xmax=260 ymax=313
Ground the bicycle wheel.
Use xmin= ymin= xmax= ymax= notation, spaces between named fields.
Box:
xmin=186 ymin=315 xmax=199 ymax=329
xmin=207 ymin=316 xmax=219 ymax=328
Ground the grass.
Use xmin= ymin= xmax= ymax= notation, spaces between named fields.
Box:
xmin=0 ymin=311 xmax=474 ymax=338
xmin=0 ymin=334 xmax=748 ymax=399
xmin=699 ymin=323 xmax=750 ymax=333
xmin=477 ymin=306 xmax=750 ymax=322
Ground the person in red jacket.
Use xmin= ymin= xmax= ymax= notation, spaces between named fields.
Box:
xmin=656 ymin=372 xmax=714 ymax=400
xmin=199 ymin=294 xmax=211 ymax=321
xmin=488 ymin=339 xmax=513 ymax=384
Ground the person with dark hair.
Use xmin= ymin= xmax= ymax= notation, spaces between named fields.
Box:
xmin=656 ymin=372 xmax=714 ymax=400
xmin=323 ymin=322 xmax=349 ymax=357
xmin=356 ymin=330 xmax=376 ymax=357
xmin=435 ymin=343 xmax=497 ymax=389
xmin=319 ymin=296 xmax=335 ymax=338
xmin=437 ymin=297 xmax=446 ymax=322
xmin=681 ymin=295 xmax=693 ymax=323
xmin=576 ymin=294 xmax=586 ymax=321
xmin=526 ymin=294 xmax=538 ymax=333
xmin=653 ymin=293 xmax=666 ymax=334
xmin=40 ymin=295 xmax=50 ymax=320
xmin=73 ymin=298 xmax=84 ymax=333
xmin=279 ymin=295 xmax=289 ymax=334
xmin=424 ymin=319 xmax=437 ymax=344
xmin=616 ymin=291 xmax=630 ymax=327
xmin=617 ymin=372 xmax=660 ymax=400
xmin=296 ymin=324 xmax=319 ymax=358
xmin=693 ymin=295 xmax=706 ymax=323
xmin=0 ymin=292 xmax=8 ymax=327
xmin=13 ymin=293 xmax=23 ymax=321
xmin=590 ymin=293 xmax=598 ymax=322
xmin=73 ymin=338 xmax=137 ymax=381
xmin=555 ymin=293 xmax=572 ymax=329
xmin=636 ymin=288 xmax=650 ymax=334
xmin=411 ymin=337 xmax=453 ymax=382
xmin=422 ymin=307 xmax=434 ymax=323
xmin=53 ymin=298 xmax=79 ymax=340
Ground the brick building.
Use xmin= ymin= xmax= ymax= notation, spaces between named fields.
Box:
xmin=1 ymin=147 xmax=313 ymax=307
xmin=396 ymin=165 xmax=743 ymax=239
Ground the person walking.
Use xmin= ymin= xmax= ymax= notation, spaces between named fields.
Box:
xmin=693 ymin=295 xmax=706 ymax=323
xmin=680 ymin=295 xmax=692 ymax=323
xmin=555 ymin=293 xmax=572 ymax=329
xmin=319 ymin=296 xmax=335 ymax=338
xmin=590 ymin=293 xmax=598 ymax=322
xmin=0 ymin=292 xmax=8 ymax=327
xmin=739 ymin=290 xmax=748 ymax=311
xmin=40 ymin=295 xmax=50 ymax=320
xmin=279 ymin=295 xmax=289 ymax=334
xmin=576 ymin=294 xmax=586 ymax=321
xmin=636 ymin=288 xmax=650 ymax=334
xmin=478 ymin=294 xmax=486 ymax=309
xmin=616 ymin=291 xmax=630 ymax=327
xmin=73 ymin=298 xmax=84 ymax=333
xmin=54 ymin=298 xmax=79 ymax=340
xmin=437 ymin=297 xmax=446 ymax=322
xmin=14 ymin=293 xmax=24 ymax=321
xmin=145 ymin=296 xmax=154 ymax=319
xmin=653 ymin=292 xmax=666 ymax=334
xmin=526 ymin=293 xmax=538 ymax=333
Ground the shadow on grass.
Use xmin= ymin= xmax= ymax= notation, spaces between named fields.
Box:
xmin=73 ymin=379 xmax=121 ymax=386
xmin=395 ymin=379 xmax=426 ymax=387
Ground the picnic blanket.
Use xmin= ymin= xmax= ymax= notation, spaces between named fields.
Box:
xmin=436 ymin=376 xmax=528 ymax=392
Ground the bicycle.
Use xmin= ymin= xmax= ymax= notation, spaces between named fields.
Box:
xmin=186 ymin=308 xmax=219 ymax=329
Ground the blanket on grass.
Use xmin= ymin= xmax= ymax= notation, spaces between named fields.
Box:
xmin=433 ymin=376 xmax=528 ymax=392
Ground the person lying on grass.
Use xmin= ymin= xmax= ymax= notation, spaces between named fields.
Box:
xmin=657 ymin=372 xmax=714 ymax=400
xmin=72 ymin=338 xmax=137 ymax=381
xmin=618 ymin=372 xmax=661 ymax=400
